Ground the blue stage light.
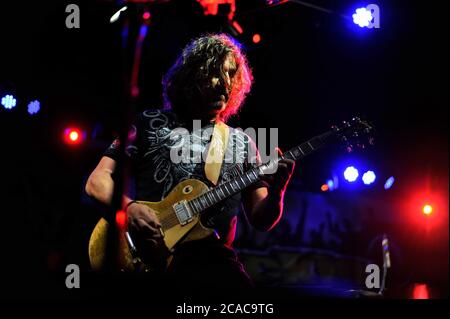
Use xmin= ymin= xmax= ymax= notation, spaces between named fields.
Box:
xmin=344 ymin=166 xmax=359 ymax=182
xmin=332 ymin=174 xmax=339 ymax=190
xmin=326 ymin=179 xmax=334 ymax=191
xmin=1 ymin=94 xmax=17 ymax=110
xmin=384 ymin=176 xmax=395 ymax=190
xmin=27 ymin=100 xmax=40 ymax=115
xmin=352 ymin=7 xmax=373 ymax=28
xmin=362 ymin=170 xmax=376 ymax=185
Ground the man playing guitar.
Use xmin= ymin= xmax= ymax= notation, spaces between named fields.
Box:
xmin=85 ymin=34 xmax=295 ymax=289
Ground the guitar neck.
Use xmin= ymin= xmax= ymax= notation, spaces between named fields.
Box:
xmin=187 ymin=130 xmax=334 ymax=215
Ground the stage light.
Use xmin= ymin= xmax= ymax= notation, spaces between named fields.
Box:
xmin=321 ymin=184 xmax=329 ymax=192
xmin=412 ymin=283 xmax=429 ymax=299
xmin=266 ymin=0 xmax=288 ymax=5
xmin=362 ymin=170 xmax=376 ymax=185
xmin=231 ymin=20 xmax=243 ymax=34
xmin=142 ymin=11 xmax=151 ymax=20
xmin=352 ymin=4 xmax=380 ymax=29
xmin=384 ymin=176 xmax=395 ymax=190
xmin=352 ymin=7 xmax=373 ymax=28
xmin=344 ymin=166 xmax=359 ymax=182
xmin=110 ymin=6 xmax=127 ymax=24
xmin=332 ymin=174 xmax=339 ymax=190
xmin=70 ymin=131 xmax=79 ymax=141
xmin=64 ymin=127 xmax=84 ymax=145
xmin=1 ymin=94 xmax=17 ymax=110
xmin=252 ymin=33 xmax=261 ymax=44
xmin=27 ymin=100 xmax=40 ymax=115
xmin=423 ymin=204 xmax=433 ymax=216
xmin=326 ymin=179 xmax=334 ymax=191
xmin=198 ymin=0 xmax=236 ymax=19
xmin=116 ymin=210 xmax=127 ymax=230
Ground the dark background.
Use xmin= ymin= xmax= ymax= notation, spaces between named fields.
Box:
xmin=0 ymin=0 xmax=448 ymax=299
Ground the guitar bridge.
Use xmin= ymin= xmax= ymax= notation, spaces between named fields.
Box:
xmin=173 ymin=200 xmax=193 ymax=225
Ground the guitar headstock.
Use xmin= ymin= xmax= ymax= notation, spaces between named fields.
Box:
xmin=331 ymin=117 xmax=375 ymax=152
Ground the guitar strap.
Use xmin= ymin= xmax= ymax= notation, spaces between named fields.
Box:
xmin=204 ymin=120 xmax=229 ymax=185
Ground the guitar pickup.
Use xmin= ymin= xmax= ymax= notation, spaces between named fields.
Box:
xmin=173 ymin=200 xmax=193 ymax=225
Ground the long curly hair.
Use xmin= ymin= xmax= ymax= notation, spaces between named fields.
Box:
xmin=162 ymin=34 xmax=253 ymax=122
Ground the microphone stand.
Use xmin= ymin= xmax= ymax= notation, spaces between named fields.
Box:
xmin=379 ymin=234 xmax=391 ymax=296
xmin=346 ymin=234 xmax=391 ymax=298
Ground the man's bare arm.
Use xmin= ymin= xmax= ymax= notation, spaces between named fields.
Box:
xmin=86 ymin=156 xmax=119 ymax=205
xmin=242 ymin=158 xmax=295 ymax=232
xmin=85 ymin=156 xmax=161 ymax=252
xmin=243 ymin=187 xmax=282 ymax=232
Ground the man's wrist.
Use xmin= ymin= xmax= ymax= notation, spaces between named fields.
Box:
xmin=124 ymin=200 xmax=137 ymax=212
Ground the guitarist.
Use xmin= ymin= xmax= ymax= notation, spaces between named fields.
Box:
xmin=85 ymin=34 xmax=295 ymax=289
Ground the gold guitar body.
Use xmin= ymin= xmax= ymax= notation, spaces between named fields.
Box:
xmin=88 ymin=179 xmax=215 ymax=271
xmin=88 ymin=118 xmax=374 ymax=271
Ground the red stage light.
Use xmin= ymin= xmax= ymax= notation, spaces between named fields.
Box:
xmin=423 ymin=204 xmax=433 ymax=216
xmin=412 ymin=283 xmax=429 ymax=299
xmin=142 ymin=11 xmax=151 ymax=20
xmin=252 ymin=34 xmax=261 ymax=44
xmin=231 ymin=20 xmax=243 ymax=34
xmin=64 ymin=127 xmax=84 ymax=145
xmin=321 ymin=184 xmax=329 ymax=192
xmin=116 ymin=210 xmax=127 ymax=230
xmin=69 ymin=131 xmax=79 ymax=141
xmin=198 ymin=0 xmax=236 ymax=20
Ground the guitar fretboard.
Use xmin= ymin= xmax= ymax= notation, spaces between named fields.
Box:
xmin=187 ymin=130 xmax=333 ymax=215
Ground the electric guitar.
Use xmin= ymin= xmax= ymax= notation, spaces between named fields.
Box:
xmin=88 ymin=117 xmax=374 ymax=271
